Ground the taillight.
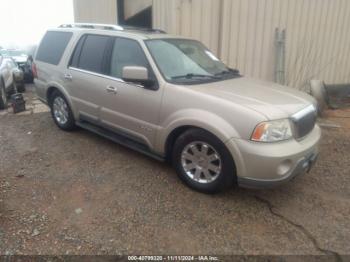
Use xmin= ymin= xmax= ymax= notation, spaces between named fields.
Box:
xmin=32 ymin=62 xmax=38 ymax=78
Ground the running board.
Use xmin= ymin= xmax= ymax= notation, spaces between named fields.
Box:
xmin=76 ymin=121 xmax=165 ymax=162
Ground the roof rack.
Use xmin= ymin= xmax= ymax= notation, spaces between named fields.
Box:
xmin=58 ymin=23 xmax=166 ymax=34
xmin=122 ymin=26 xmax=166 ymax=34
xmin=59 ymin=23 xmax=124 ymax=31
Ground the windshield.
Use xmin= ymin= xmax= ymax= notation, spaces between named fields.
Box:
xmin=146 ymin=39 xmax=240 ymax=84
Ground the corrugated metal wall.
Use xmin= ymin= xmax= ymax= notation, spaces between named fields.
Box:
xmin=153 ymin=0 xmax=222 ymax=54
xmin=73 ymin=0 xmax=118 ymax=24
xmin=153 ymin=0 xmax=350 ymax=88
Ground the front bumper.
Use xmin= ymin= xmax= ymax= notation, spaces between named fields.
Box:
xmin=226 ymin=125 xmax=321 ymax=189
xmin=237 ymin=152 xmax=318 ymax=188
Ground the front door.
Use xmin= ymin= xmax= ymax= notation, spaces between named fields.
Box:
xmin=99 ymin=37 xmax=163 ymax=149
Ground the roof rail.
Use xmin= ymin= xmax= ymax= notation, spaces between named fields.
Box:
xmin=58 ymin=23 xmax=166 ymax=34
xmin=59 ymin=23 xmax=124 ymax=31
xmin=122 ymin=26 xmax=167 ymax=34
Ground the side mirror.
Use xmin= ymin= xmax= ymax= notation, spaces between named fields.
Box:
xmin=122 ymin=66 xmax=155 ymax=89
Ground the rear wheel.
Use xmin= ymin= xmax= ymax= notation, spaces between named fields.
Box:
xmin=172 ymin=128 xmax=236 ymax=194
xmin=0 ymin=81 xmax=8 ymax=110
xmin=49 ymin=90 xmax=76 ymax=131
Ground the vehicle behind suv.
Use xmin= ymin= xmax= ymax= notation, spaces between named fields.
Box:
xmin=33 ymin=24 xmax=321 ymax=193
xmin=0 ymin=49 xmax=33 ymax=83
xmin=0 ymin=56 xmax=24 ymax=109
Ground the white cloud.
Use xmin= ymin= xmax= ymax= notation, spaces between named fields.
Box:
xmin=0 ymin=0 xmax=74 ymax=49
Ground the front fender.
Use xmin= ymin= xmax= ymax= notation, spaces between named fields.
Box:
xmin=155 ymin=109 xmax=240 ymax=154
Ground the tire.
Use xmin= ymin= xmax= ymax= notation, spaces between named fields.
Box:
xmin=0 ymin=80 xmax=8 ymax=110
xmin=49 ymin=90 xmax=76 ymax=131
xmin=172 ymin=128 xmax=236 ymax=194
xmin=8 ymin=81 xmax=17 ymax=97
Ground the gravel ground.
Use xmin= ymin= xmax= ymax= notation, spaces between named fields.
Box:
xmin=0 ymin=85 xmax=349 ymax=259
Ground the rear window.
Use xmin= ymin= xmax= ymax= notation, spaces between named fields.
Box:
xmin=36 ymin=31 xmax=73 ymax=65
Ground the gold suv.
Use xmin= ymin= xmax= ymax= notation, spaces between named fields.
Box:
xmin=33 ymin=24 xmax=321 ymax=193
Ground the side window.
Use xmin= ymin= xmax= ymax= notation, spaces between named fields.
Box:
xmin=109 ymin=38 xmax=150 ymax=79
xmin=69 ymin=35 xmax=86 ymax=68
xmin=36 ymin=31 xmax=73 ymax=65
xmin=77 ymin=35 xmax=110 ymax=74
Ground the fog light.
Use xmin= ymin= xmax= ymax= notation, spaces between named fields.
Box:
xmin=277 ymin=160 xmax=293 ymax=176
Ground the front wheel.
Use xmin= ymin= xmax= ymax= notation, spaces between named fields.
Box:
xmin=49 ymin=90 xmax=76 ymax=131
xmin=172 ymin=128 xmax=236 ymax=194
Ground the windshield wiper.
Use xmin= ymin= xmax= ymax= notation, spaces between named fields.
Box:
xmin=171 ymin=73 xmax=220 ymax=80
xmin=215 ymin=68 xmax=241 ymax=77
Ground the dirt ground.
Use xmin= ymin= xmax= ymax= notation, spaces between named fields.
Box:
xmin=0 ymin=85 xmax=349 ymax=258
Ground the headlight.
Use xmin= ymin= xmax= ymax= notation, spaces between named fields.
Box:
xmin=251 ymin=119 xmax=293 ymax=142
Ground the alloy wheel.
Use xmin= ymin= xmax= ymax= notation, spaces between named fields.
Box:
xmin=181 ymin=141 xmax=222 ymax=184
xmin=53 ymin=97 xmax=69 ymax=125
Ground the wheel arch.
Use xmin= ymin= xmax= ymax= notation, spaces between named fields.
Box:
xmin=163 ymin=118 xmax=239 ymax=161
xmin=47 ymin=86 xmax=59 ymax=105
xmin=164 ymin=125 xmax=195 ymax=161
xmin=46 ymin=84 xmax=76 ymax=116
xmin=164 ymin=124 xmax=239 ymax=166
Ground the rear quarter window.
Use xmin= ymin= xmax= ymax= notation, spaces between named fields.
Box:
xmin=36 ymin=31 xmax=73 ymax=65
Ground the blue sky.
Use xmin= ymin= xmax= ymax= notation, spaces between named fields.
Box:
xmin=0 ymin=0 xmax=74 ymax=48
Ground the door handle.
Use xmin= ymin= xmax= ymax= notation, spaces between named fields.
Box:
xmin=106 ymin=86 xmax=117 ymax=94
xmin=64 ymin=73 xmax=73 ymax=80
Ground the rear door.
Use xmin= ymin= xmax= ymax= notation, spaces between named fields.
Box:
xmin=67 ymin=34 xmax=112 ymax=122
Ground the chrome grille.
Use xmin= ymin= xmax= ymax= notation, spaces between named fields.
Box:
xmin=291 ymin=105 xmax=317 ymax=139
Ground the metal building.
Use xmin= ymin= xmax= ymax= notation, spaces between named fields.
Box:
xmin=73 ymin=0 xmax=350 ymax=88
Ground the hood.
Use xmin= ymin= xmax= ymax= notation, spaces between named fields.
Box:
xmin=191 ymin=77 xmax=316 ymax=120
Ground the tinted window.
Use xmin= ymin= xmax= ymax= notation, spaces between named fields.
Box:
xmin=78 ymin=35 xmax=109 ymax=74
xmin=36 ymin=31 xmax=72 ymax=65
xmin=69 ymin=35 xmax=86 ymax=68
xmin=110 ymin=38 xmax=150 ymax=78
